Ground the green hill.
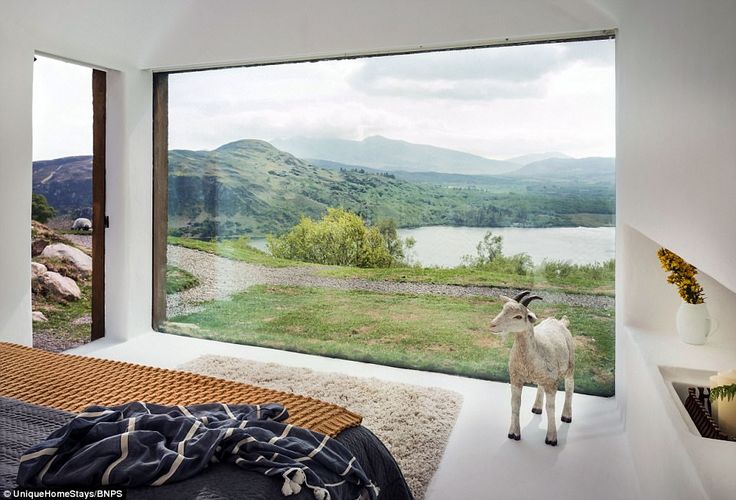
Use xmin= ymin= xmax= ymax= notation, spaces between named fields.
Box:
xmin=168 ymin=140 xmax=614 ymax=239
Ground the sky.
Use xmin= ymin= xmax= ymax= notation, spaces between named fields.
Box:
xmin=31 ymin=39 xmax=615 ymax=162
xmin=33 ymin=55 xmax=92 ymax=161
xmin=169 ymin=39 xmax=614 ymax=160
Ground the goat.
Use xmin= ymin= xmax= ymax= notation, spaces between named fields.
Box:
xmin=489 ymin=291 xmax=574 ymax=446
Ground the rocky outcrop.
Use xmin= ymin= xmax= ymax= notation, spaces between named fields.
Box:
xmin=41 ymin=243 xmax=92 ymax=274
xmin=31 ymin=262 xmax=48 ymax=280
xmin=31 ymin=239 xmax=49 ymax=257
xmin=38 ymin=271 xmax=81 ymax=301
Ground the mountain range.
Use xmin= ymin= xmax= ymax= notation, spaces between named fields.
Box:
xmin=271 ymin=135 xmax=520 ymax=175
xmin=33 ymin=137 xmax=615 ymax=238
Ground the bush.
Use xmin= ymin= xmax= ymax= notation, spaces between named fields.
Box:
xmin=539 ymin=259 xmax=615 ymax=287
xmin=32 ymin=193 xmax=56 ymax=223
xmin=267 ymin=208 xmax=396 ymax=268
xmin=463 ymin=231 xmax=533 ymax=275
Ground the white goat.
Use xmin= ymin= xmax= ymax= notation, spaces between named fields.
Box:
xmin=489 ymin=291 xmax=574 ymax=446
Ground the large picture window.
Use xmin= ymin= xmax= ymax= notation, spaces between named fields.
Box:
xmin=153 ymin=37 xmax=616 ymax=396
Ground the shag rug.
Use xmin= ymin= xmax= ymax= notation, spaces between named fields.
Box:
xmin=179 ymin=355 xmax=463 ymax=499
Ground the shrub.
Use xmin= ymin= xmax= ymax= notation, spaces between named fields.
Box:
xmin=267 ymin=208 xmax=395 ymax=268
xmin=463 ymin=231 xmax=533 ymax=275
xmin=539 ymin=259 xmax=615 ymax=287
xmin=32 ymin=193 xmax=56 ymax=223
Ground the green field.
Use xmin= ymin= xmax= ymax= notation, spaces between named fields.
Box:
xmin=168 ymin=285 xmax=614 ymax=396
xmin=169 ymin=236 xmax=614 ymax=296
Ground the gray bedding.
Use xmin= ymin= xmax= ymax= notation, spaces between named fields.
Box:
xmin=0 ymin=397 xmax=413 ymax=500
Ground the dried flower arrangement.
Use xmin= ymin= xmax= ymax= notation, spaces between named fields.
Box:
xmin=657 ymin=248 xmax=705 ymax=304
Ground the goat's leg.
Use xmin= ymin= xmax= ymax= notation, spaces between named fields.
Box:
xmin=532 ymin=385 xmax=544 ymax=414
xmin=508 ymin=382 xmax=523 ymax=440
xmin=561 ymin=376 xmax=573 ymax=423
xmin=544 ymin=386 xmax=558 ymax=446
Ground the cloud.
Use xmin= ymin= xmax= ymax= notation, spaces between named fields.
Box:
xmin=165 ymin=39 xmax=614 ymax=158
xmin=349 ymin=39 xmax=614 ymax=100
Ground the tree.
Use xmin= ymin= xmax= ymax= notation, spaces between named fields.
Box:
xmin=267 ymin=208 xmax=395 ymax=268
xmin=474 ymin=231 xmax=504 ymax=266
xmin=32 ymin=194 xmax=56 ymax=223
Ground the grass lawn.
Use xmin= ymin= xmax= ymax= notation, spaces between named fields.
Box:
xmin=168 ymin=236 xmax=300 ymax=268
xmin=169 ymin=236 xmax=614 ymax=296
xmin=317 ymin=264 xmax=614 ymax=296
xmin=166 ymin=265 xmax=200 ymax=294
xmin=169 ymin=285 xmax=615 ymax=397
xmin=33 ymin=283 xmax=92 ymax=346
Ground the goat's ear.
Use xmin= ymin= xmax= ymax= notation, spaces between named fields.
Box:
xmin=527 ymin=312 xmax=538 ymax=324
xmin=500 ymin=295 xmax=512 ymax=303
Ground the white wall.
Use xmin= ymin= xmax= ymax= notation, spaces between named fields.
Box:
xmin=0 ymin=32 xmax=34 ymax=345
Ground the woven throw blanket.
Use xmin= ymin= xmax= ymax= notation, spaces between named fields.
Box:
xmin=0 ymin=342 xmax=362 ymax=436
xmin=17 ymin=402 xmax=379 ymax=500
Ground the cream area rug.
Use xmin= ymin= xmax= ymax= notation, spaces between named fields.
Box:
xmin=179 ymin=355 xmax=463 ymax=499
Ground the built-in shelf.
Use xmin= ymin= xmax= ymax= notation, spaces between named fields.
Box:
xmin=658 ymin=365 xmax=719 ymax=439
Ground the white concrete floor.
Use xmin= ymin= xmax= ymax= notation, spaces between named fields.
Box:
xmin=70 ymin=333 xmax=641 ymax=500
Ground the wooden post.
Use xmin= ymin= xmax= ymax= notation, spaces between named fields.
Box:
xmin=91 ymin=69 xmax=106 ymax=341
xmin=152 ymin=73 xmax=169 ymax=329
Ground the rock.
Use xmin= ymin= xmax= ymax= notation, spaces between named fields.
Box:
xmin=41 ymin=243 xmax=92 ymax=274
xmin=32 ymin=239 xmax=49 ymax=257
xmin=38 ymin=271 xmax=82 ymax=301
xmin=32 ymin=311 xmax=48 ymax=322
xmin=31 ymin=262 xmax=48 ymax=280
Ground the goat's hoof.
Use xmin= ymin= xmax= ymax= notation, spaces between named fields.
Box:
xmin=508 ymin=433 xmax=521 ymax=441
xmin=545 ymin=438 xmax=558 ymax=446
xmin=531 ymin=408 xmax=542 ymax=414
xmin=561 ymin=416 xmax=572 ymax=423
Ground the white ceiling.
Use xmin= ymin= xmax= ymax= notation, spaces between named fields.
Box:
xmin=1 ymin=0 xmax=617 ymax=71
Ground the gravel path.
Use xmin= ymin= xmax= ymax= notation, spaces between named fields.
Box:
xmin=65 ymin=234 xmax=92 ymax=250
xmin=166 ymin=245 xmax=614 ymax=317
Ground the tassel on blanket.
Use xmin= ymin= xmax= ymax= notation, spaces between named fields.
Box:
xmin=281 ymin=468 xmax=306 ymax=496
xmin=313 ymin=486 xmax=330 ymax=500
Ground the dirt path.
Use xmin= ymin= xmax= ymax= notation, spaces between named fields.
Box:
xmin=166 ymin=245 xmax=614 ymax=317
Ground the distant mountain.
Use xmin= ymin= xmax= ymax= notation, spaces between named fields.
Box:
xmin=506 ymin=152 xmax=573 ymax=165
xmin=32 ymin=156 xmax=92 ymax=217
xmin=509 ymin=157 xmax=615 ymax=183
xmin=271 ymin=135 xmax=520 ymax=175
xmin=34 ymin=141 xmax=615 ymax=239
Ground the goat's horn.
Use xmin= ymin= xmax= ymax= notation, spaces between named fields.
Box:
xmin=512 ymin=291 xmax=531 ymax=302
xmin=520 ymin=295 xmax=543 ymax=307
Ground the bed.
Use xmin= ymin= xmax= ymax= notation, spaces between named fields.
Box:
xmin=0 ymin=343 xmax=413 ymax=499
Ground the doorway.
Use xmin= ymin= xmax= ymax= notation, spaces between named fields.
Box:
xmin=31 ymin=55 xmax=106 ymax=351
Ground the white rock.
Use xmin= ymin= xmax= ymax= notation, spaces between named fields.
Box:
xmin=31 ymin=262 xmax=48 ymax=280
xmin=41 ymin=243 xmax=92 ymax=273
xmin=32 ymin=311 xmax=48 ymax=322
xmin=39 ymin=271 xmax=82 ymax=301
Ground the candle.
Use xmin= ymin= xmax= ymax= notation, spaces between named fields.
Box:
xmin=711 ymin=369 xmax=736 ymax=437
xmin=710 ymin=374 xmax=722 ymax=422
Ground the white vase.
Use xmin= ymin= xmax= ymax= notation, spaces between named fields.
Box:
xmin=676 ymin=302 xmax=712 ymax=345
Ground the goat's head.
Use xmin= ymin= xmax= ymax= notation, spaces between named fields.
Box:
xmin=489 ymin=291 xmax=543 ymax=334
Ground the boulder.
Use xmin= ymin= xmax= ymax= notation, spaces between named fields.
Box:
xmin=32 ymin=311 xmax=48 ymax=322
xmin=32 ymin=239 xmax=49 ymax=257
xmin=31 ymin=262 xmax=48 ymax=280
xmin=41 ymin=243 xmax=92 ymax=274
xmin=38 ymin=271 xmax=81 ymax=301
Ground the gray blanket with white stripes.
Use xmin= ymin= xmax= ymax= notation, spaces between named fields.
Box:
xmin=16 ymin=402 xmax=379 ymax=500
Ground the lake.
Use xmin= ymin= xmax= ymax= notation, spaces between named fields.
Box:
xmin=250 ymin=225 xmax=615 ymax=268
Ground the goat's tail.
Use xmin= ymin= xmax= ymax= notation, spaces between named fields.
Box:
xmin=560 ymin=315 xmax=570 ymax=328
